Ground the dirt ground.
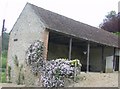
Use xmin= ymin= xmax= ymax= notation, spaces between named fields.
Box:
xmin=0 ymin=72 xmax=118 ymax=88
xmin=69 ymin=72 xmax=118 ymax=87
xmin=0 ymin=83 xmax=25 ymax=88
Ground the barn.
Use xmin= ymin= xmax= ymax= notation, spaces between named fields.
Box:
xmin=7 ymin=3 xmax=120 ymax=85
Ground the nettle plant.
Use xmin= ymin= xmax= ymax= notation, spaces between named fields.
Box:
xmin=25 ymin=40 xmax=79 ymax=87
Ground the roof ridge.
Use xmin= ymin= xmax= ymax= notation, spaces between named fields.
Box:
xmin=24 ymin=3 xmax=119 ymax=47
xmin=27 ymin=3 xmax=117 ymax=33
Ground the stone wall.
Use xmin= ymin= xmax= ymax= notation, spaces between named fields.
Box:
xmin=7 ymin=4 xmax=48 ymax=85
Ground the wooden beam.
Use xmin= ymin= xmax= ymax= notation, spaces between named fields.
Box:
xmin=68 ymin=38 xmax=72 ymax=60
xmin=86 ymin=42 xmax=90 ymax=72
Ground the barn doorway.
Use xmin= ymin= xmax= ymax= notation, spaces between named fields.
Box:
xmin=47 ymin=31 xmax=106 ymax=72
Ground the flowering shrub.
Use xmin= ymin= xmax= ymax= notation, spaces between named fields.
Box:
xmin=25 ymin=40 xmax=81 ymax=87
xmin=40 ymin=59 xmax=74 ymax=87
xmin=25 ymin=40 xmax=44 ymax=75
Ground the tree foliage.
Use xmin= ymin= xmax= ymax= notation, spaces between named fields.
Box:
xmin=2 ymin=32 xmax=9 ymax=51
xmin=99 ymin=11 xmax=120 ymax=33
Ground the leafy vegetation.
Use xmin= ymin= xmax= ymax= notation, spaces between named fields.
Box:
xmin=100 ymin=11 xmax=120 ymax=33
xmin=1 ymin=72 xmax=6 ymax=83
xmin=0 ymin=50 xmax=8 ymax=83
xmin=2 ymin=32 xmax=9 ymax=51
xmin=113 ymin=32 xmax=120 ymax=36
xmin=0 ymin=32 xmax=9 ymax=83
xmin=25 ymin=40 xmax=81 ymax=87
xmin=2 ymin=51 xmax=7 ymax=69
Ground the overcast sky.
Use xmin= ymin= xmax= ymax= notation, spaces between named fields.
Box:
xmin=0 ymin=0 xmax=119 ymax=35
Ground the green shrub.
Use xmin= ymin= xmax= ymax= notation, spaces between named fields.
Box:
xmin=2 ymin=72 xmax=6 ymax=83
xmin=0 ymin=50 xmax=7 ymax=83
xmin=2 ymin=50 xmax=7 ymax=57
xmin=2 ymin=50 xmax=7 ymax=68
xmin=2 ymin=68 xmax=6 ymax=72
xmin=2 ymin=57 xmax=7 ymax=68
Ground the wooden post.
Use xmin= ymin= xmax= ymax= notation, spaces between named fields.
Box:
xmin=43 ymin=29 xmax=49 ymax=60
xmin=101 ymin=46 xmax=104 ymax=72
xmin=68 ymin=38 xmax=72 ymax=60
xmin=113 ymin=47 xmax=116 ymax=71
xmin=86 ymin=42 xmax=90 ymax=73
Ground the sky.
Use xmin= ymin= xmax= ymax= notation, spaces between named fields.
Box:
xmin=0 ymin=0 xmax=119 ymax=35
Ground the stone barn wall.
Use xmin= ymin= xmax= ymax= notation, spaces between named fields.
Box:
xmin=7 ymin=4 xmax=49 ymax=86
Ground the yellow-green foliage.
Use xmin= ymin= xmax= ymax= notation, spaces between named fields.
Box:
xmin=70 ymin=59 xmax=82 ymax=67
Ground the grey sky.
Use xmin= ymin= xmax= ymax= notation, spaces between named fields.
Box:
xmin=0 ymin=0 xmax=119 ymax=35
